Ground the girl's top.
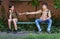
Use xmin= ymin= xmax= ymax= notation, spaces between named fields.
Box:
xmin=8 ymin=10 xmax=18 ymax=19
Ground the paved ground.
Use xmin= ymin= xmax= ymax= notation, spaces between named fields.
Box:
xmin=0 ymin=31 xmax=36 ymax=37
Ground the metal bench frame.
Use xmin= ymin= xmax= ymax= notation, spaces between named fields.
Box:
xmin=17 ymin=22 xmax=35 ymax=24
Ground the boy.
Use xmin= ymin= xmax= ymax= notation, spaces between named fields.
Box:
xmin=19 ymin=3 xmax=52 ymax=33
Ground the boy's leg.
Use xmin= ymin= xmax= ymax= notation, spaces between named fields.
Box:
xmin=35 ymin=19 xmax=42 ymax=32
xmin=46 ymin=19 xmax=52 ymax=32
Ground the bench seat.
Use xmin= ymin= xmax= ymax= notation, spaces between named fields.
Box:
xmin=17 ymin=22 xmax=35 ymax=24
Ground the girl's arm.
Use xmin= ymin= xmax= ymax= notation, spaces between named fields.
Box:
xmin=9 ymin=10 xmax=12 ymax=19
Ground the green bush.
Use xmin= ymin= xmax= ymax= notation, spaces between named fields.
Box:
xmin=54 ymin=0 xmax=60 ymax=8
xmin=21 ymin=33 xmax=60 ymax=39
xmin=0 ymin=5 xmax=8 ymax=32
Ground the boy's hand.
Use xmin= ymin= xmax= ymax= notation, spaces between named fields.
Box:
xmin=25 ymin=12 xmax=29 ymax=14
xmin=19 ymin=13 xmax=26 ymax=15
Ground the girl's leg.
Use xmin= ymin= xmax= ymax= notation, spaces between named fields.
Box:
xmin=13 ymin=18 xmax=18 ymax=31
xmin=8 ymin=19 xmax=12 ymax=30
xmin=8 ymin=19 xmax=12 ymax=33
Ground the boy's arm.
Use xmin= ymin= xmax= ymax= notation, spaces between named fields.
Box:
xmin=26 ymin=10 xmax=42 ymax=14
xmin=19 ymin=12 xmax=26 ymax=15
xmin=19 ymin=10 xmax=42 ymax=15
xmin=47 ymin=10 xmax=51 ymax=19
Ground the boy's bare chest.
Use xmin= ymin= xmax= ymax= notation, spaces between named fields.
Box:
xmin=41 ymin=11 xmax=48 ymax=16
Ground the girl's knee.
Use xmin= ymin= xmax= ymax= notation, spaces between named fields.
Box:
xmin=13 ymin=19 xmax=18 ymax=22
xmin=8 ymin=19 xmax=12 ymax=22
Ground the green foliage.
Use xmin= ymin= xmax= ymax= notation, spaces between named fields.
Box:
xmin=31 ymin=0 xmax=39 ymax=7
xmin=22 ymin=33 xmax=60 ymax=39
xmin=0 ymin=6 xmax=8 ymax=32
xmin=51 ymin=14 xmax=60 ymax=33
xmin=54 ymin=0 xmax=60 ymax=8
xmin=1 ymin=6 xmax=5 ymax=19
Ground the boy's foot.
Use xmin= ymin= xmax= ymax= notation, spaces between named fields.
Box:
xmin=7 ymin=29 xmax=12 ymax=33
xmin=37 ymin=31 xmax=42 ymax=34
xmin=13 ymin=30 xmax=18 ymax=34
xmin=47 ymin=31 xmax=51 ymax=34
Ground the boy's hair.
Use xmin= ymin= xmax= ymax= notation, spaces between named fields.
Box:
xmin=42 ymin=3 xmax=48 ymax=7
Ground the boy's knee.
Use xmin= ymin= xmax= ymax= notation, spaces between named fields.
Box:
xmin=35 ymin=19 xmax=38 ymax=23
xmin=49 ymin=19 xmax=52 ymax=23
xmin=35 ymin=19 xmax=42 ymax=23
xmin=48 ymin=19 xmax=52 ymax=24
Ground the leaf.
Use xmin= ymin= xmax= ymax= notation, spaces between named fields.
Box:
xmin=31 ymin=0 xmax=39 ymax=7
xmin=54 ymin=0 xmax=60 ymax=8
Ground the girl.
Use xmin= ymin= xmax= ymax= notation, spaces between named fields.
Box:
xmin=8 ymin=5 xmax=18 ymax=33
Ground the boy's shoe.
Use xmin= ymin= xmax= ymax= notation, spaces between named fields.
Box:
xmin=13 ymin=30 xmax=18 ymax=34
xmin=37 ymin=31 xmax=42 ymax=34
xmin=47 ymin=31 xmax=51 ymax=34
xmin=7 ymin=29 xmax=12 ymax=33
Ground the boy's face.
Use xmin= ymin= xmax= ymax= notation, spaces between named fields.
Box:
xmin=42 ymin=5 xmax=47 ymax=10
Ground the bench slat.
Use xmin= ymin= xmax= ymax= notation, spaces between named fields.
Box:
xmin=17 ymin=22 xmax=35 ymax=24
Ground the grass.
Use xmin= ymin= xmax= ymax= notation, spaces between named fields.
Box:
xmin=21 ymin=33 xmax=60 ymax=39
xmin=0 ymin=32 xmax=60 ymax=39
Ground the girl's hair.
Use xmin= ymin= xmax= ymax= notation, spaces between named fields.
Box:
xmin=9 ymin=5 xmax=14 ymax=8
xmin=9 ymin=5 xmax=16 ymax=12
xmin=9 ymin=5 xmax=14 ymax=10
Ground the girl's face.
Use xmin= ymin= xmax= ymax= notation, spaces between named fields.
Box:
xmin=11 ymin=6 xmax=14 ymax=10
xmin=42 ymin=5 xmax=47 ymax=10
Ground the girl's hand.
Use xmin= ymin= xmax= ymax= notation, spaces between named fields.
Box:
xmin=9 ymin=15 xmax=12 ymax=19
xmin=9 ymin=10 xmax=12 ymax=13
